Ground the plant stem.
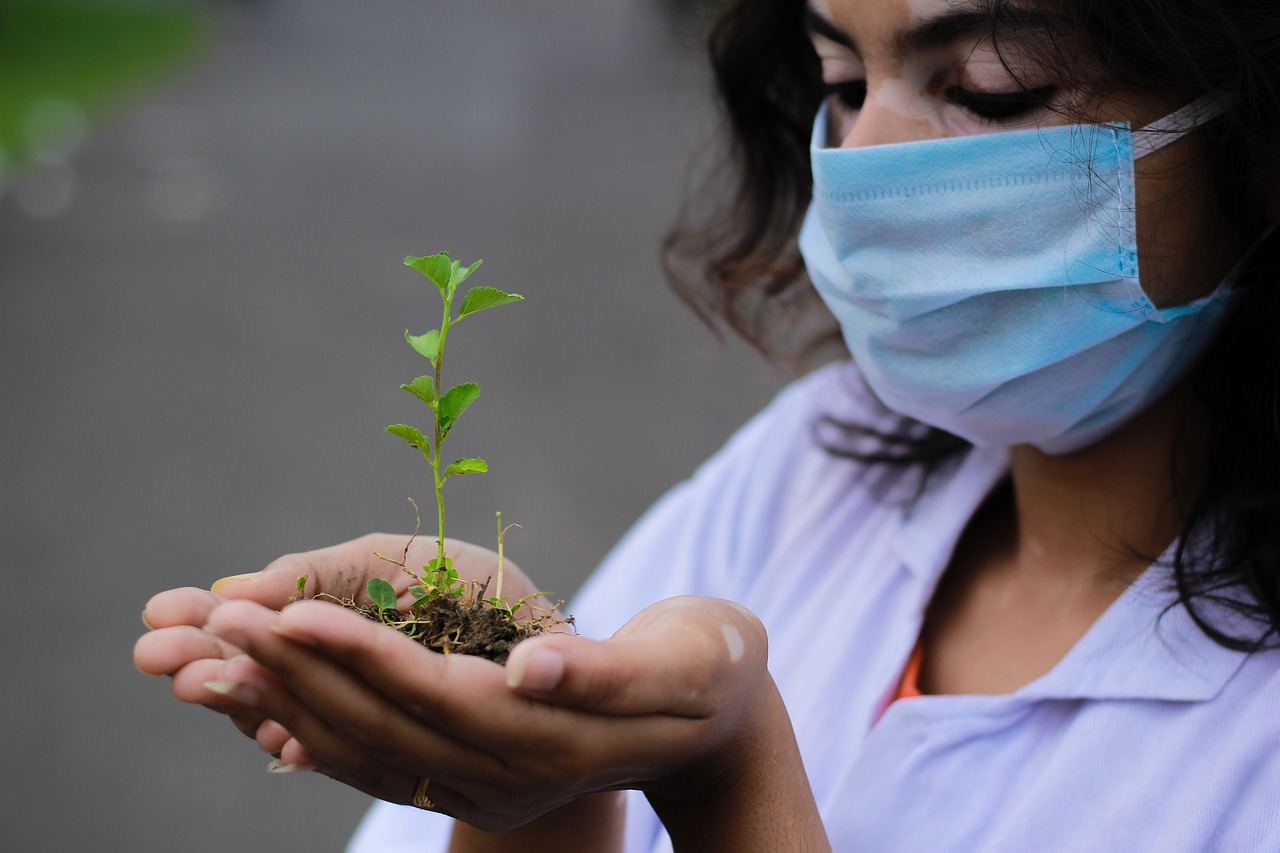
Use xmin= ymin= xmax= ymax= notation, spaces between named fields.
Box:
xmin=432 ymin=289 xmax=452 ymax=574
xmin=496 ymin=511 xmax=505 ymax=601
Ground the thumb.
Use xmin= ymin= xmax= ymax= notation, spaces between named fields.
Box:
xmin=210 ymin=551 xmax=321 ymax=606
xmin=504 ymin=596 xmax=765 ymax=717
xmin=209 ymin=569 xmax=298 ymax=606
xmin=210 ymin=532 xmax=409 ymax=606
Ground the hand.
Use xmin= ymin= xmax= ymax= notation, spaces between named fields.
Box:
xmin=197 ymin=593 xmax=797 ymax=839
xmin=134 ymin=534 xmax=552 ymax=757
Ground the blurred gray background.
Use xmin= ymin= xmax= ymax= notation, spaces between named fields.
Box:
xmin=0 ymin=1 xmax=795 ymax=850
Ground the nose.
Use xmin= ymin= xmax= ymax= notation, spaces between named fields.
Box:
xmin=835 ymin=86 xmax=944 ymax=149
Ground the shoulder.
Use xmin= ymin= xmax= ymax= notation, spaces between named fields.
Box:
xmin=571 ymin=361 xmax=965 ymax=635
xmin=647 ymin=360 xmax=900 ymax=541
xmin=690 ymin=360 xmax=898 ymax=488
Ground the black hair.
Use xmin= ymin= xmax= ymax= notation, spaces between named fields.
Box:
xmin=661 ymin=0 xmax=1280 ymax=649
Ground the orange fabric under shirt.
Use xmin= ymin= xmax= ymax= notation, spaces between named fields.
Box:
xmin=895 ymin=640 xmax=924 ymax=701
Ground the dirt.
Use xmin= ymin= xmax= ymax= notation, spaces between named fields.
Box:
xmin=344 ymin=594 xmax=565 ymax=665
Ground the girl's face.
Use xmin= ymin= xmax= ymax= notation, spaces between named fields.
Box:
xmin=805 ymin=0 xmax=1256 ymax=307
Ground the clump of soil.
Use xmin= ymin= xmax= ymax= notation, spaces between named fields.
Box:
xmin=310 ymin=578 xmax=570 ymax=666
xmin=309 ymin=524 xmax=570 ymax=665
xmin=348 ymin=593 xmax=558 ymax=665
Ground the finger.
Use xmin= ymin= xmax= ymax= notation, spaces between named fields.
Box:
xmin=142 ymin=587 xmax=225 ymax=630
xmin=266 ymin=599 xmax=526 ymax=742
xmin=163 ymin=657 xmax=266 ymax=739
xmin=211 ymin=533 xmax=423 ymax=606
xmin=216 ymin=651 xmax=471 ymax=818
xmin=255 ymin=719 xmax=293 ymax=757
xmin=208 ymin=601 xmax=512 ymax=782
xmin=228 ymin=599 xmax=702 ymax=828
xmin=261 ymin=599 xmax=668 ymax=786
xmin=134 ymin=625 xmax=241 ymax=676
xmin=273 ymin=736 xmax=316 ymax=771
xmin=505 ymin=596 xmax=767 ymax=717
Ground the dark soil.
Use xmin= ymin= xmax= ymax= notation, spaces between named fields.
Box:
xmin=346 ymin=595 xmax=560 ymax=665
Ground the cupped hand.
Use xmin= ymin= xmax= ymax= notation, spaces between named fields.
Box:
xmin=198 ymin=593 xmax=779 ymax=833
xmin=133 ymin=534 xmax=549 ymax=752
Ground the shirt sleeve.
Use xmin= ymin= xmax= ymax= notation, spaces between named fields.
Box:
xmin=570 ymin=361 xmax=868 ymax=639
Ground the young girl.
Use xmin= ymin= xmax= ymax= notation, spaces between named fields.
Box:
xmin=136 ymin=0 xmax=1280 ymax=850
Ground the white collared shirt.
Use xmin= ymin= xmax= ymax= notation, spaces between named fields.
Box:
xmin=349 ymin=363 xmax=1280 ymax=853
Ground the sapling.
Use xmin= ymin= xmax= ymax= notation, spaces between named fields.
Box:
xmin=381 ymin=251 xmax=522 ymax=606
xmin=301 ymin=251 xmax=566 ymax=663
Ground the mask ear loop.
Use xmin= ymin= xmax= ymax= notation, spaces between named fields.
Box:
xmin=1131 ymin=92 xmax=1232 ymax=157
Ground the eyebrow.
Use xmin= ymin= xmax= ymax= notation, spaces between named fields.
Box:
xmin=803 ymin=2 xmax=1068 ymax=58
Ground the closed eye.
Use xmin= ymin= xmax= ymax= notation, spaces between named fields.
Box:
xmin=945 ymin=85 xmax=1055 ymax=121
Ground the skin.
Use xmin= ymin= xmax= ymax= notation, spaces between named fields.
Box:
xmin=136 ymin=537 xmax=828 ymax=852
xmin=136 ymin=0 xmax=1272 ymax=847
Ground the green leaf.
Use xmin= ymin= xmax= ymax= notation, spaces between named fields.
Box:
xmin=405 ymin=329 xmax=440 ymax=363
xmin=447 ymin=259 xmax=461 ymax=300
xmin=425 ymin=556 xmax=454 ymax=573
xmin=400 ymin=375 xmax=436 ymax=405
xmin=444 ymin=457 xmax=488 ymax=477
xmin=386 ymin=423 xmax=429 ymax=450
xmin=458 ymin=286 xmax=524 ymax=319
xmin=404 ymin=253 xmax=453 ymax=294
xmin=455 ymin=259 xmax=483 ymax=288
xmin=437 ymin=382 xmax=480 ymax=436
xmin=366 ymin=578 xmax=398 ymax=613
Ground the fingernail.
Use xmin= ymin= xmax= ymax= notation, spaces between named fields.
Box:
xmin=204 ymin=680 xmax=258 ymax=705
xmin=507 ymin=646 xmax=564 ymax=691
xmin=266 ymin=759 xmax=312 ymax=774
xmin=212 ymin=573 xmax=258 ymax=594
xmin=141 ymin=610 xmax=154 ymax=630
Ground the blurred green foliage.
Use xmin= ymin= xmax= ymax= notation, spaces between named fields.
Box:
xmin=0 ymin=1 xmax=209 ymax=164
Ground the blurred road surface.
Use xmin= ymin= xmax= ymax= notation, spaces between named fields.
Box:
xmin=0 ymin=1 xmax=795 ymax=850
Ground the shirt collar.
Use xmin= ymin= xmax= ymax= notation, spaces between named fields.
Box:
xmin=1019 ymin=558 xmax=1251 ymax=703
xmin=891 ymin=443 xmax=1008 ymax=584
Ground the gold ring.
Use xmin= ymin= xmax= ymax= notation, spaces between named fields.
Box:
xmin=412 ymin=776 xmax=435 ymax=810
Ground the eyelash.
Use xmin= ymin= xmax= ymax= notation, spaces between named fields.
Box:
xmin=823 ymin=80 xmax=867 ymax=111
xmin=822 ymin=80 xmax=1055 ymax=121
xmin=945 ymin=85 xmax=1056 ymax=121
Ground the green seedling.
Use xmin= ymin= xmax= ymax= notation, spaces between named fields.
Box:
xmin=294 ymin=250 xmax=567 ymax=663
xmin=382 ymin=251 xmax=523 ymax=609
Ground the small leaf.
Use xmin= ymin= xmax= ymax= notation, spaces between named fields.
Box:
xmin=446 ymin=259 xmax=461 ymax=300
xmin=437 ymin=383 xmax=480 ymax=436
xmin=454 ymin=259 xmax=483 ymax=288
xmin=366 ymin=578 xmax=398 ymax=613
xmin=295 ymin=575 xmax=308 ymax=593
xmin=445 ymin=457 xmax=488 ymax=477
xmin=405 ymin=329 xmax=440 ymax=363
xmin=404 ymin=253 xmax=453 ymax=293
xmin=386 ymin=423 xmax=429 ymax=450
xmin=424 ymin=556 xmax=454 ymax=573
xmin=458 ymin=286 xmax=524 ymax=319
xmin=409 ymin=585 xmax=429 ymax=601
xmin=400 ymin=375 xmax=436 ymax=405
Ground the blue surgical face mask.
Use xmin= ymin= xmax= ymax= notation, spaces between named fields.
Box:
xmin=799 ymin=98 xmax=1241 ymax=454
